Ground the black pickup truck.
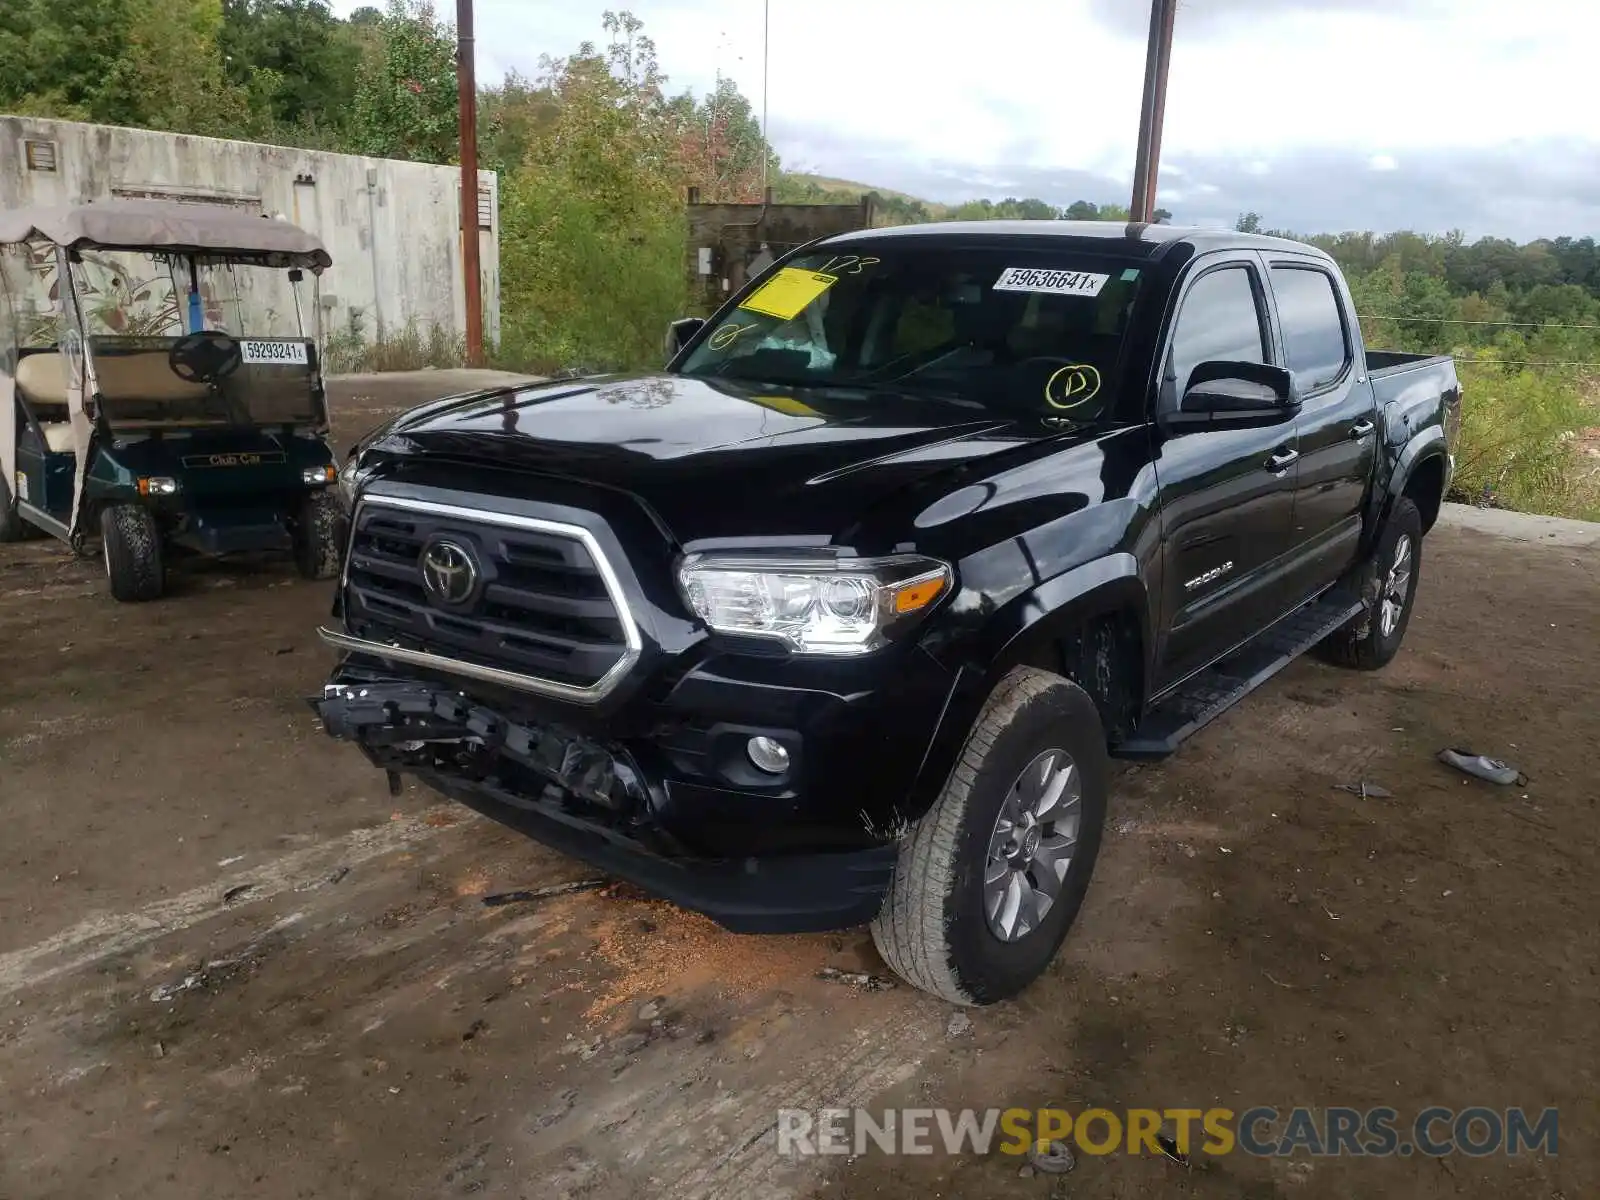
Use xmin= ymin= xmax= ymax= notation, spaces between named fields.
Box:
xmin=315 ymin=221 xmax=1460 ymax=1005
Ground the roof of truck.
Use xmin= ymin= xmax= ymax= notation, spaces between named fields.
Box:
xmin=819 ymin=219 xmax=1326 ymax=260
xmin=0 ymin=199 xmax=331 ymax=270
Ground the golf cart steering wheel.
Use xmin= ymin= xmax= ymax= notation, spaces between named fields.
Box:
xmin=168 ymin=331 xmax=244 ymax=384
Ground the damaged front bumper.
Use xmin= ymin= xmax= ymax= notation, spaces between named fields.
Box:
xmin=312 ymin=673 xmax=897 ymax=934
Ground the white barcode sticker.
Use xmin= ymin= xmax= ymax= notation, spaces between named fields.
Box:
xmin=240 ymin=339 xmax=309 ymax=365
xmin=993 ymin=267 xmax=1110 ymax=297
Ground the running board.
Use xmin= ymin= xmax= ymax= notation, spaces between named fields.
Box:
xmin=18 ymin=502 xmax=70 ymax=541
xmin=1111 ymin=591 xmax=1365 ymax=762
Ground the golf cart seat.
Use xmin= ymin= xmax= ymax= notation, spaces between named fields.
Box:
xmin=16 ymin=348 xmax=212 ymax=450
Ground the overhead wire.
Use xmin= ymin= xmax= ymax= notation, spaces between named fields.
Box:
xmin=1358 ymin=313 xmax=1600 ymax=331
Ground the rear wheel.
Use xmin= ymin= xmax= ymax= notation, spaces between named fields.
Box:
xmin=0 ymin=472 xmax=25 ymax=543
xmin=1315 ymin=496 xmax=1422 ymax=671
xmin=102 ymin=504 xmax=165 ymax=602
xmin=294 ymin=490 xmax=343 ymax=580
xmin=871 ymin=667 xmax=1109 ymax=1006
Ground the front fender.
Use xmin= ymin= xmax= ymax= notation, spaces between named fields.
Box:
xmin=899 ymin=552 xmax=1153 ymax=825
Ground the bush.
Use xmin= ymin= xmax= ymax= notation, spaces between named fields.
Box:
xmin=495 ymin=174 xmax=685 ymax=376
xmin=323 ymin=315 xmax=467 ymax=374
xmin=1449 ymin=360 xmax=1600 ymax=520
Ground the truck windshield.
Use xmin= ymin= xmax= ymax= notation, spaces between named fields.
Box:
xmin=679 ymin=245 xmax=1145 ymax=419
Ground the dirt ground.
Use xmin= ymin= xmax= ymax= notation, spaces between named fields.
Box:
xmin=1 ymin=371 xmax=1595 ymax=1199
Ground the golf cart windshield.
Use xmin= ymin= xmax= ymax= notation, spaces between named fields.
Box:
xmin=72 ymin=252 xmax=324 ymax=431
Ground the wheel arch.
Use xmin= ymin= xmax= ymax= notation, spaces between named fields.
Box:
xmin=1373 ymin=427 xmax=1449 ymax=548
xmin=902 ymin=553 xmax=1153 ymax=824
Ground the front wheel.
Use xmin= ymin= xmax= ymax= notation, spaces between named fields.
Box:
xmin=102 ymin=504 xmax=165 ymax=602
xmin=871 ymin=667 xmax=1109 ymax=1006
xmin=1314 ymin=496 xmax=1422 ymax=671
xmin=294 ymin=490 xmax=343 ymax=581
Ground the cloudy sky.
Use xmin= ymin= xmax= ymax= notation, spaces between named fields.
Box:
xmin=345 ymin=0 xmax=1599 ymax=240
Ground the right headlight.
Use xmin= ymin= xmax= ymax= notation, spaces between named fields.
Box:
xmin=676 ymin=552 xmax=952 ymax=656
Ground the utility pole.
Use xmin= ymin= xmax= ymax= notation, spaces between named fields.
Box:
xmin=760 ymin=0 xmax=770 ymax=196
xmin=1129 ymin=0 xmax=1177 ymax=223
xmin=456 ymin=0 xmax=484 ymax=365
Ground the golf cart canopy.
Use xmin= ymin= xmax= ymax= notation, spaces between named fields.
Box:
xmin=0 ymin=199 xmax=331 ymax=271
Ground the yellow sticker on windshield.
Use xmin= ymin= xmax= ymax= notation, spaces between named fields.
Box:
xmin=748 ymin=394 xmax=821 ymax=417
xmin=739 ymin=268 xmax=838 ymax=321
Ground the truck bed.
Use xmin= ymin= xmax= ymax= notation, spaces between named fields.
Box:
xmin=1366 ymin=350 xmax=1462 ymax=455
xmin=1366 ymin=350 xmax=1452 ymax=377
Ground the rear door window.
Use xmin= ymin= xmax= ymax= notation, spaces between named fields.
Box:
xmin=1270 ymin=266 xmax=1350 ymax=392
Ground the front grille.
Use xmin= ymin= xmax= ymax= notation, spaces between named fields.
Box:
xmin=343 ymin=496 xmax=636 ymax=694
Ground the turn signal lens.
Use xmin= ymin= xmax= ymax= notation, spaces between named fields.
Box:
xmin=891 ymin=575 xmax=947 ymax=614
xmin=137 ymin=476 xmax=179 ymax=497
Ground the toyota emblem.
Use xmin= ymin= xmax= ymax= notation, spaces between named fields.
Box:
xmin=420 ymin=539 xmax=479 ymax=606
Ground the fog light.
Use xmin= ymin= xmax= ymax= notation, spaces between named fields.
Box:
xmin=302 ymin=465 xmax=337 ymax=486
xmin=747 ymin=736 xmax=791 ymax=775
xmin=137 ymin=476 xmax=179 ymax=496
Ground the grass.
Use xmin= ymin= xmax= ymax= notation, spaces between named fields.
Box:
xmin=323 ymin=318 xmax=469 ymax=374
xmin=1447 ymin=364 xmax=1600 ymax=521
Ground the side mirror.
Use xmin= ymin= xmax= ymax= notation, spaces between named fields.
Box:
xmin=1161 ymin=361 xmax=1298 ymax=434
xmin=664 ymin=317 xmax=706 ymax=361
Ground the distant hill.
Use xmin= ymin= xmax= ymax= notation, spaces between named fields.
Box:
xmin=774 ymin=172 xmax=951 ymax=224
xmin=782 ymin=173 xmax=947 ymax=211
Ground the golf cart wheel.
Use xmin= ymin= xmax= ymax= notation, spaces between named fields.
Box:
xmin=1 ymin=472 xmax=24 ymax=543
xmin=871 ymin=667 xmax=1109 ymax=1006
xmin=1314 ymin=496 xmax=1423 ymax=671
xmin=101 ymin=504 xmax=165 ymax=602
xmin=294 ymin=490 xmax=343 ymax=581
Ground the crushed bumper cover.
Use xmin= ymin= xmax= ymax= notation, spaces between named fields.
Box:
xmin=312 ymin=678 xmax=895 ymax=934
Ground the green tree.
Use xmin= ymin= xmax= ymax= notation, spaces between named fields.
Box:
xmin=0 ymin=0 xmax=250 ymax=135
xmin=349 ymin=0 xmax=458 ymax=163
xmin=477 ymin=70 xmax=560 ymax=176
xmin=668 ymin=75 xmax=776 ymax=202
xmin=1235 ymin=211 xmax=1263 ymax=234
xmin=218 ymin=0 xmax=363 ymax=140
xmin=497 ymin=11 xmax=685 ymax=371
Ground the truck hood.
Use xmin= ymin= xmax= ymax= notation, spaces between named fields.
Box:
xmin=366 ymin=373 xmax=1040 ymax=544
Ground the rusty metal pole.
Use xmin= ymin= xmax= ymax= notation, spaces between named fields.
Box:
xmin=1129 ymin=0 xmax=1176 ymax=223
xmin=456 ymin=0 xmax=484 ymax=365
xmin=1143 ymin=0 xmax=1177 ymax=221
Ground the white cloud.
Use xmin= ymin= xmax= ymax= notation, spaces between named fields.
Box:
xmin=331 ymin=0 xmax=1600 ymax=234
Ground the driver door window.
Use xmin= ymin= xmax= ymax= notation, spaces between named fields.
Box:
xmin=1167 ymin=266 xmax=1268 ymax=400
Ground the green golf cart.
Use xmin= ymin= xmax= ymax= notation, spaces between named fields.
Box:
xmin=0 ymin=199 xmax=342 ymax=600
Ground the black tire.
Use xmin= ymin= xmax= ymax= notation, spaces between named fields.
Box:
xmin=294 ymin=490 xmax=343 ymax=581
xmin=0 ymin=472 xmax=25 ymax=543
xmin=101 ymin=504 xmax=165 ymax=602
xmin=871 ymin=667 xmax=1109 ymax=1006
xmin=1314 ymin=496 xmax=1423 ymax=671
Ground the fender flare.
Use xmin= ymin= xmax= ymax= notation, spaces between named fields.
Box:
xmin=900 ymin=552 xmax=1153 ymax=824
xmin=1369 ymin=427 xmax=1449 ymax=550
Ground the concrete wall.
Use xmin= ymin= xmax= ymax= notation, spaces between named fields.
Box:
xmin=686 ymin=195 xmax=873 ymax=314
xmin=0 ymin=115 xmax=498 ymax=345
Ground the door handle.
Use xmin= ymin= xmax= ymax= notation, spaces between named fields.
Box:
xmin=1265 ymin=448 xmax=1299 ymax=472
xmin=1349 ymin=420 xmax=1376 ymax=439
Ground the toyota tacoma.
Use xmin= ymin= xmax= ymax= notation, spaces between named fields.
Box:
xmin=313 ymin=221 xmax=1460 ymax=1005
